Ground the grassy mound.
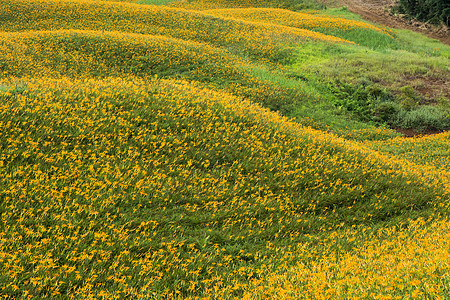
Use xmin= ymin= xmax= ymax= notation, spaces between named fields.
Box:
xmin=205 ymin=7 xmax=396 ymax=49
xmin=0 ymin=29 xmax=316 ymax=112
xmin=0 ymin=0 xmax=350 ymax=64
xmin=1 ymin=0 xmax=449 ymax=298
xmin=169 ymin=0 xmax=324 ymax=11
xmin=0 ymin=77 xmax=448 ymax=298
xmin=367 ymin=131 xmax=450 ymax=172
xmin=0 ymin=30 xmax=249 ymax=81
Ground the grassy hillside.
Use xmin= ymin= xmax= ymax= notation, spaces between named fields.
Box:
xmin=0 ymin=0 xmax=349 ymax=64
xmin=166 ymin=0 xmax=326 ymax=10
xmin=204 ymin=7 xmax=396 ymax=48
xmin=0 ymin=0 xmax=449 ymax=299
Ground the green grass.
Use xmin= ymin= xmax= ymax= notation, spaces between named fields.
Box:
xmin=0 ymin=0 xmax=450 ymax=298
xmin=288 ymin=26 xmax=450 ymax=132
xmin=311 ymin=27 xmax=398 ymax=49
xmin=394 ymin=28 xmax=450 ymax=57
xmin=318 ymin=5 xmax=367 ymax=21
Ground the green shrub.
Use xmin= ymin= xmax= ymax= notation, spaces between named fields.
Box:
xmin=329 ymin=80 xmax=450 ymax=132
xmin=329 ymin=80 xmax=394 ymax=123
xmin=373 ymin=101 xmax=402 ymax=123
xmin=393 ymin=0 xmax=450 ymax=26
xmin=398 ymin=85 xmax=421 ymax=110
xmin=398 ymin=105 xmax=450 ymax=131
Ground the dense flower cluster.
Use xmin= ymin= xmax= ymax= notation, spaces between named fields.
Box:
xmin=0 ymin=0 xmax=448 ymax=299
xmin=0 ymin=76 xmax=448 ymax=298
xmin=0 ymin=30 xmax=249 ymax=80
xmin=205 ymin=7 xmax=393 ymax=37
xmin=0 ymin=0 xmax=351 ymax=64
xmin=243 ymin=217 xmax=450 ymax=299
xmin=367 ymin=132 xmax=450 ymax=172
xmin=170 ymin=0 xmax=313 ymax=10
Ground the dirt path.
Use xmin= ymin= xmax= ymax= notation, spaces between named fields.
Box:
xmin=335 ymin=0 xmax=449 ymax=45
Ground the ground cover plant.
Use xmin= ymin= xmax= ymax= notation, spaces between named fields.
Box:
xmin=392 ymin=0 xmax=450 ymax=26
xmin=169 ymin=0 xmax=326 ymax=10
xmin=290 ymin=34 xmax=450 ymax=134
xmin=0 ymin=0 xmax=349 ymax=64
xmin=0 ymin=0 xmax=449 ymax=299
xmin=203 ymin=7 xmax=396 ymax=49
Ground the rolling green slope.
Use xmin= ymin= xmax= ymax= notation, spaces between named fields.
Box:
xmin=1 ymin=76 xmax=448 ymax=298
xmin=0 ymin=0 xmax=349 ymax=64
xmin=0 ymin=0 xmax=449 ymax=298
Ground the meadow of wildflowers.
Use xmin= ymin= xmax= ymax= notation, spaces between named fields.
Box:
xmin=243 ymin=217 xmax=450 ymax=299
xmin=0 ymin=0 xmax=351 ymax=64
xmin=1 ymin=76 xmax=449 ymax=299
xmin=203 ymin=7 xmax=396 ymax=48
xmin=367 ymin=132 xmax=450 ymax=172
xmin=0 ymin=29 xmax=316 ymax=112
xmin=169 ymin=0 xmax=321 ymax=11
xmin=0 ymin=0 xmax=449 ymax=299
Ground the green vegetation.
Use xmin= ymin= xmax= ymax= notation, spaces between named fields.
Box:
xmin=393 ymin=0 xmax=450 ymax=26
xmin=0 ymin=0 xmax=449 ymax=298
xmin=169 ymin=0 xmax=326 ymax=10
xmin=290 ymin=31 xmax=450 ymax=133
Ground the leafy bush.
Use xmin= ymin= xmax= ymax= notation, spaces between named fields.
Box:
xmin=398 ymin=105 xmax=450 ymax=131
xmin=393 ymin=0 xmax=450 ymax=26
xmin=329 ymin=81 xmax=450 ymax=132
xmin=373 ymin=101 xmax=402 ymax=123
xmin=398 ymin=85 xmax=420 ymax=110
xmin=329 ymin=80 xmax=394 ymax=123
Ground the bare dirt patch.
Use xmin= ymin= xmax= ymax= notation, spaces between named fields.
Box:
xmin=394 ymin=127 xmax=445 ymax=137
xmin=406 ymin=75 xmax=449 ymax=101
xmin=328 ymin=0 xmax=449 ymax=45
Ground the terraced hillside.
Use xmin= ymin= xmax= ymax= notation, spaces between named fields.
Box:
xmin=0 ymin=0 xmax=449 ymax=299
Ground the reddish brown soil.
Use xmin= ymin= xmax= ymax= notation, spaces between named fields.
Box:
xmin=394 ymin=127 xmax=445 ymax=137
xmin=331 ymin=0 xmax=449 ymax=45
